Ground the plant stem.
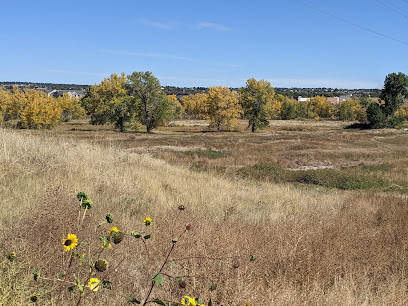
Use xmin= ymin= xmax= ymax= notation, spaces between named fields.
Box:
xmin=56 ymin=252 xmax=74 ymax=304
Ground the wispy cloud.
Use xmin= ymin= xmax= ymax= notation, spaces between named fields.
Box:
xmin=138 ymin=19 xmax=174 ymax=30
xmin=198 ymin=22 xmax=231 ymax=32
xmin=48 ymin=69 xmax=107 ymax=77
xmin=101 ymin=49 xmax=193 ymax=62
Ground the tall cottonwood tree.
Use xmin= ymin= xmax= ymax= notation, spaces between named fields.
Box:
xmin=239 ymin=78 xmax=275 ymax=132
xmin=127 ymin=71 xmax=175 ymax=133
xmin=206 ymin=86 xmax=242 ymax=132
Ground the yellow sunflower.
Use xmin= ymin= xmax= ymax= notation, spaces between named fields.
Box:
xmin=101 ymin=241 xmax=112 ymax=249
xmin=62 ymin=233 xmax=78 ymax=252
xmin=143 ymin=217 xmax=152 ymax=226
xmin=181 ymin=296 xmax=196 ymax=306
xmin=108 ymin=227 xmax=119 ymax=235
xmin=30 ymin=294 xmax=39 ymax=302
xmin=88 ymin=278 xmax=100 ymax=292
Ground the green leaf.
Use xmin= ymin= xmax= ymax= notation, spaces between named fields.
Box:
xmin=170 ymin=261 xmax=176 ymax=267
xmin=153 ymin=273 xmax=164 ymax=286
xmin=75 ymin=275 xmax=84 ymax=294
xmin=144 ymin=234 xmax=151 ymax=240
xmin=68 ymin=286 xmax=75 ymax=294
xmin=208 ymin=299 xmax=212 ymax=306
xmin=172 ymin=237 xmax=178 ymax=243
xmin=102 ymin=280 xmax=112 ymax=290
xmin=125 ymin=295 xmax=141 ymax=304
xmin=56 ymin=273 xmax=65 ymax=279
xmin=152 ymin=299 xmax=166 ymax=306
xmin=80 ymin=241 xmax=90 ymax=245
xmin=131 ymin=231 xmax=141 ymax=238
xmin=219 ymin=260 xmax=222 ymax=267
xmin=250 ymin=255 xmax=256 ymax=261
xmin=210 ymin=282 xmax=217 ymax=291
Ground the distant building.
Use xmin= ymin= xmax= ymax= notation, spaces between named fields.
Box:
xmin=339 ymin=94 xmax=353 ymax=101
xmin=298 ymin=96 xmax=310 ymax=102
xmin=47 ymin=89 xmax=85 ymax=98
xmin=327 ymin=97 xmax=340 ymax=105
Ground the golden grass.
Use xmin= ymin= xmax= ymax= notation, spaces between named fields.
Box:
xmin=1 ymin=120 xmax=408 ymax=305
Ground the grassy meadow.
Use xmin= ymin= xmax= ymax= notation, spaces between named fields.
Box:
xmin=1 ymin=119 xmax=408 ymax=305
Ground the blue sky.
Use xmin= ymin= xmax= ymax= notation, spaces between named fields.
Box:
xmin=1 ymin=0 xmax=407 ymax=88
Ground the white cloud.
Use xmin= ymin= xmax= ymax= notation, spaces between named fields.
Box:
xmin=198 ymin=22 xmax=231 ymax=32
xmin=138 ymin=19 xmax=174 ymax=30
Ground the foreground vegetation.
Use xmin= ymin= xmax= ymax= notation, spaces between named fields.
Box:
xmin=1 ymin=119 xmax=407 ymax=305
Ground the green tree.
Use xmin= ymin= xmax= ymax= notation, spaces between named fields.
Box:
xmin=127 ymin=71 xmax=175 ymax=133
xmin=379 ymin=72 xmax=408 ymax=126
xmin=239 ymin=78 xmax=275 ymax=132
xmin=366 ymin=102 xmax=386 ymax=129
xmin=366 ymin=72 xmax=408 ymax=128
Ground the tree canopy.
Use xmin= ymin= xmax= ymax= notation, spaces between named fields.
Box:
xmin=239 ymin=78 xmax=275 ymax=132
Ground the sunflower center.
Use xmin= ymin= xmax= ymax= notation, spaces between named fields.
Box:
xmin=64 ymin=239 xmax=72 ymax=246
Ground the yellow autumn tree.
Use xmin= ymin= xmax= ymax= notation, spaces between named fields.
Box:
xmin=19 ymin=90 xmax=62 ymax=129
xmin=57 ymin=94 xmax=85 ymax=121
xmin=182 ymin=93 xmax=208 ymax=119
xmin=206 ymin=86 xmax=242 ymax=131
xmin=309 ymin=96 xmax=334 ymax=119
xmin=167 ymin=94 xmax=183 ymax=118
xmin=0 ymin=87 xmax=12 ymax=123
xmin=5 ymin=86 xmax=28 ymax=120
xmin=395 ymin=102 xmax=408 ymax=120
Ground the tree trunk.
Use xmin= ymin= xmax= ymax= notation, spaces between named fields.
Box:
xmin=119 ymin=117 xmax=124 ymax=132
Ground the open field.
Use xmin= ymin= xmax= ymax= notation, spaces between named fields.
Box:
xmin=1 ymin=119 xmax=408 ymax=305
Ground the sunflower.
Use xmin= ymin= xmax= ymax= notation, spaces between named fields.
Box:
xmin=88 ymin=278 xmax=100 ymax=292
xmin=181 ymin=296 xmax=196 ymax=306
xmin=101 ymin=241 xmax=112 ymax=249
xmin=143 ymin=217 xmax=152 ymax=227
xmin=108 ymin=227 xmax=119 ymax=235
xmin=62 ymin=234 xmax=78 ymax=252
xmin=30 ymin=294 xmax=39 ymax=302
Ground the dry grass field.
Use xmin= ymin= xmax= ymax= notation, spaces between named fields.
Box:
xmin=1 ymin=119 xmax=408 ymax=305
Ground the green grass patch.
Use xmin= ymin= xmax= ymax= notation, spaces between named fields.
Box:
xmin=351 ymin=163 xmax=392 ymax=172
xmin=238 ymin=163 xmax=390 ymax=190
xmin=184 ymin=148 xmax=229 ymax=159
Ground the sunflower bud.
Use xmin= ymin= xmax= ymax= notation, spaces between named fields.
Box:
xmin=106 ymin=213 xmax=113 ymax=223
xmin=81 ymin=200 xmax=93 ymax=209
xmin=94 ymin=259 xmax=109 ymax=272
xmin=7 ymin=251 xmax=16 ymax=262
xmin=77 ymin=192 xmax=88 ymax=201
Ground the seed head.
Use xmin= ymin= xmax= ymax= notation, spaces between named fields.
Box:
xmin=94 ymin=259 xmax=109 ymax=272
xmin=112 ymin=231 xmax=124 ymax=244
xmin=178 ymin=279 xmax=187 ymax=288
xmin=186 ymin=224 xmax=192 ymax=231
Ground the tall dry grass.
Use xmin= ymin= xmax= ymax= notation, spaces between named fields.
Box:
xmin=0 ymin=128 xmax=408 ymax=305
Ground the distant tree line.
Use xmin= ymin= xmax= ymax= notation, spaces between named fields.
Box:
xmin=1 ymin=72 xmax=406 ymax=131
